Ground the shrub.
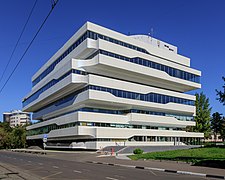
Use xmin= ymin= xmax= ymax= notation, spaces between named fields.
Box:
xmin=133 ymin=148 xmax=144 ymax=154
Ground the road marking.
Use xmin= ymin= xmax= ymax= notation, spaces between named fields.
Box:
xmin=73 ymin=170 xmax=82 ymax=173
xmin=28 ymin=161 xmax=31 ymax=163
xmin=20 ymin=159 xmax=23 ymax=161
xmin=38 ymin=163 xmax=43 ymax=165
xmin=26 ymin=167 xmax=43 ymax=171
xmin=114 ymin=175 xmax=125 ymax=179
xmin=53 ymin=166 xmax=59 ymax=169
xmin=106 ymin=177 xmax=118 ymax=180
xmin=82 ymin=169 xmax=90 ymax=172
xmin=41 ymin=171 xmax=62 ymax=179
xmin=13 ymin=158 xmax=16 ymax=159
xmin=20 ymin=163 xmax=32 ymax=167
xmin=148 ymin=170 xmax=157 ymax=176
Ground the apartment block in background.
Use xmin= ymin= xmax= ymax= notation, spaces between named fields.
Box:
xmin=3 ymin=110 xmax=31 ymax=128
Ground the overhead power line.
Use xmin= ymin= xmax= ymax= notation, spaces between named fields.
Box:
xmin=0 ymin=0 xmax=59 ymax=94
xmin=0 ymin=0 xmax=38 ymax=84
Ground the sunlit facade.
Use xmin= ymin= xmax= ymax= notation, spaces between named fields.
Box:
xmin=3 ymin=110 xmax=30 ymax=128
xmin=23 ymin=22 xmax=203 ymax=149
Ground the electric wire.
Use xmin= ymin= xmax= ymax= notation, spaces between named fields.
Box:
xmin=0 ymin=0 xmax=59 ymax=94
xmin=0 ymin=0 xmax=38 ymax=84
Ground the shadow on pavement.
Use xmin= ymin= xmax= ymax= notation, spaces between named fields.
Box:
xmin=193 ymin=160 xmax=225 ymax=169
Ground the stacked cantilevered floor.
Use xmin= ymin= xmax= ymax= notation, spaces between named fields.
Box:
xmin=23 ymin=22 xmax=203 ymax=149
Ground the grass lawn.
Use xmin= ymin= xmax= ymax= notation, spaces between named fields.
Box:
xmin=129 ymin=147 xmax=225 ymax=163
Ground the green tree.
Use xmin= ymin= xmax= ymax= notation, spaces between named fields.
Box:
xmin=0 ymin=122 xmax=12 ymax=149
xmin=194 ymin=92 xmax=212 ymax=138
xmin=211 ymin=112 xmax=223 ymax=141
xmin=219 ymin=117 xmax=225 ymax=141
xmin=0 ymin=127 xmax=7 ymax=149
xmin=0 ymin=122 xmax=26 ymax=149
xmin=10 ymin=126 xmax=26 ymax=149
xmin=216 ymin=77 xmax=225 ymax=105
xmin=0 ymin=122 xmax=12 ymax=133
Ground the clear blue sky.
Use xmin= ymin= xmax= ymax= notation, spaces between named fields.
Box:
xmin=0 ymin=0 xmax=224 ymax=121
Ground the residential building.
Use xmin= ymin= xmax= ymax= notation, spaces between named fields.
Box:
xmin=3 ymin=112 xmax=11 ymax=123
xmin=3 ymin=110 xmax=31 ymax=128
xmin=23 ymin=22 xmax=204 ymax=149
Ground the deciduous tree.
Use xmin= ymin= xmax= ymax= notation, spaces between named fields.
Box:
xmin=0 ymin=122 xmax=26 ymax=149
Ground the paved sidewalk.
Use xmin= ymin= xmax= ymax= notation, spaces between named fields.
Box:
xmin=0 ymin=163 xmax=40 ymax=180
xmin=94 ymin=155 xmax=225 ymax=177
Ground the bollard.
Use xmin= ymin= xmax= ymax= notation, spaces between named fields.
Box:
xmin=111 ymin=148 xmax=114 ymax=156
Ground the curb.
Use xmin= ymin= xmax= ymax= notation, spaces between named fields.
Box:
xmin=11 ymin=149 xmax=46 ymax=155
xmin=86 ymin=161 xmax=225 ymax=179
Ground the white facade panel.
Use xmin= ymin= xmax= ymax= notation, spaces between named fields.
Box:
xmin=88 ymin=74 xmax=196 ymax=100
xmin=88 ymin=90 xmax=195 ymax=115
xmin=86 ymin=22 xmax=191 ymax=66
xmin=98 ymin=39 xmax=200 ymax=75
xmin=32 ymin=23 xmax=88 ymax=81
xmin=73 ymin=55 xmax=201 ymax=92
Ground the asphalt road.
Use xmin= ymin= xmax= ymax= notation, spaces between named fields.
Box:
xmin=0 ymin=151 xmax=207 ymax=180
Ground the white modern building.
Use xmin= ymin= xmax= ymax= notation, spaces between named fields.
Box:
xmin=3 ymin=110 xmax=31 ymax=128
xmin=23 ymin=22 xmax=204 ymax=149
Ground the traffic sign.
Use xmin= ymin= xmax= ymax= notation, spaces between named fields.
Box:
xmin=43 ymin=134 xmax=48 ymax=138
xmin=43 ymin=134 xmax=48 ymax=143
xmin=43 ymin=138 xmax=47 ymax=143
